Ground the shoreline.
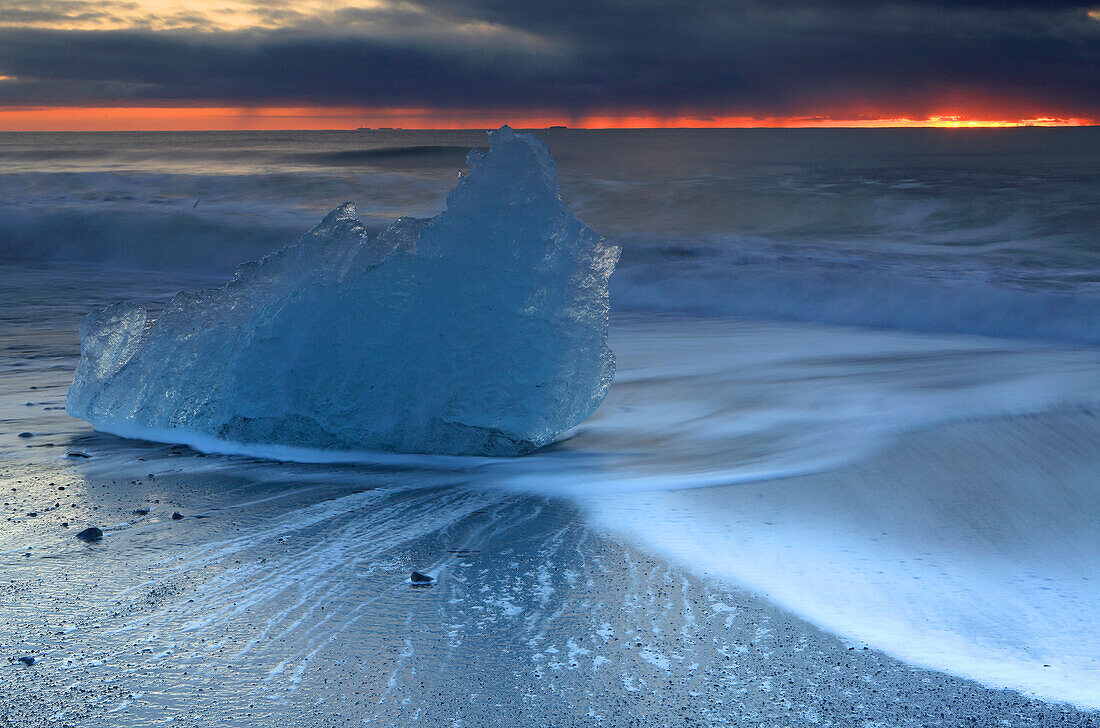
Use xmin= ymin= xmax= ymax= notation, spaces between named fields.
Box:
xmin=5 ymin=259 xmax=1100 ymax=724
xmin=3 ymin=430 xmax=1099 ymax=726
xmin=580 ymin=410 xmax=1100 ymax=712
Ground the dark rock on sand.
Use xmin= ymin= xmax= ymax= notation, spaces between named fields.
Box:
xmin=75 ymin=527 xmax=103 ymax=541
xmin=17 ymin=656 xmax=35 ymax=666
xmin=410 ymin=571 xmax=435 ymax=585
xmin=17 ymin=432 xmax=33 ymax=438
xmin=171 ymin=511 xmax=185 ymax=520
xmin=65 ymin=451 xmax=91 ymax=459
xmin=133 ymin=509 xmax=150 ymax=516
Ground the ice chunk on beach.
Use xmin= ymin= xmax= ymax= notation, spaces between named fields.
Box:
xmin=67 ymin=126 xmax=620 ymax=456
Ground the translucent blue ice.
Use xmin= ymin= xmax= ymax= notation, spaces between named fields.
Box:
xmin=67 ymin=126 xmax=620 ymax=456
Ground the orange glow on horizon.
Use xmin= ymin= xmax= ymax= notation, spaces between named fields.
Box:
xmin=0 ymin=105 xmax=1094 ymax=131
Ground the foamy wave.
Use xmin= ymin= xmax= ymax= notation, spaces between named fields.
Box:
xmin=613 ymin=243 xmax=1100 ymax=345
xmin=0 ymin=170 xmax=451 ymax=272
xmin=582 ymin=412 xmax=1100 ymax=709
xmin=83 ymin=419 xmax=504 ymax=469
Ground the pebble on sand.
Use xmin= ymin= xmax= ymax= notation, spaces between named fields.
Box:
xmin=410 ymin=571 xmax=435 ymax=585
xmin=65 ymin=451 xmax=91 ymax=459
xmin=17 ymin=432 xmax=33 ymax=438
xmin=171 ymin=511 xmax=185 ymax=520
xmin=17 ymin=656 xmax=35 ymax=666
xmin=75 ymin=526 xmax=103 ymax=541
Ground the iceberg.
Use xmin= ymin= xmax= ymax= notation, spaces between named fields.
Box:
xmin=66 ymin=126 xmax=620 ymax=457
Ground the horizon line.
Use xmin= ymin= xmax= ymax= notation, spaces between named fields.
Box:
xmin=0 ymin=106 xmax=1095 ymax=132
xmin=3 ymin=125 xmax=1100 ymax=133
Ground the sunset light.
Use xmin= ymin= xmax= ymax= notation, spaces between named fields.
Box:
xmin=1 ymin=0 xmax=1096 ymax=132
xmin=0 ymin=106 xmax=1093 ymax=132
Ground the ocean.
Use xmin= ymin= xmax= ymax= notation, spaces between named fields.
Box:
xmin=2 ymin=128 xmax=1099 ymax=725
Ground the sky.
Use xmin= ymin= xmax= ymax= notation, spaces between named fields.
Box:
xmin=0 ymin=0 xmax=1097 ymax=129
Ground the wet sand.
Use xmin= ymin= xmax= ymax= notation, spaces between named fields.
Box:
xmin=580 ymin=411 xmax=1100 ymax=710
xmin=2 ymin=435 xmax=1098 ymax=727
xmin=3 ymin=264 xmax=1099 ymax=726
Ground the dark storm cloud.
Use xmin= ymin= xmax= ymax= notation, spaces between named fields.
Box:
xmin=0 ymin=0 xmax=1097 ymax=117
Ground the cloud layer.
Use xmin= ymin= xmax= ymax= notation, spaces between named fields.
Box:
xmin=0 ymin=0 xmax=1097 ymax=119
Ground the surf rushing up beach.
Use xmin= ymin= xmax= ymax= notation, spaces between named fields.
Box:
xmin=2 ymin=126 xmax=1100 ymax=726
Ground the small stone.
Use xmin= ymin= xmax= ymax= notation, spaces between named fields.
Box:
xmin=65 ymin=451 xmax=91 ymax=459
xmin=17 ymin=432 xmax=33 ymax=438
xmin=61 ymin=522 xmax=69 ymax=528
xmin=410 ymin=571 xmax=435 ymax=585
xmin=133 ymin=509 xmax=150 ymax=516
xmin=27 ymin=512 xmax=38 ymax=517
xmin=17 ymin=656 xmax=35 ymax=666
xmin=75 ymin=526 xmax=103 ymax=541
xmin=171 ymin=511 xmax=185 ymax=520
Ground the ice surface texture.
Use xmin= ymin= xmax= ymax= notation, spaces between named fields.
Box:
xmin=67 ymin=127 xmax=620 ymax=456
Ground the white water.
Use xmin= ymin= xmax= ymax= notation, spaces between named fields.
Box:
xmin=6 ymin=128 xmax=1100 ymax=718
xmin=579 ymin=414 xmax=1100 ymax=709
xmin=69 ymin=314 xmax=1100 ymax=708
xmin=557 ymin=320 xmax=1100 ymax=709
